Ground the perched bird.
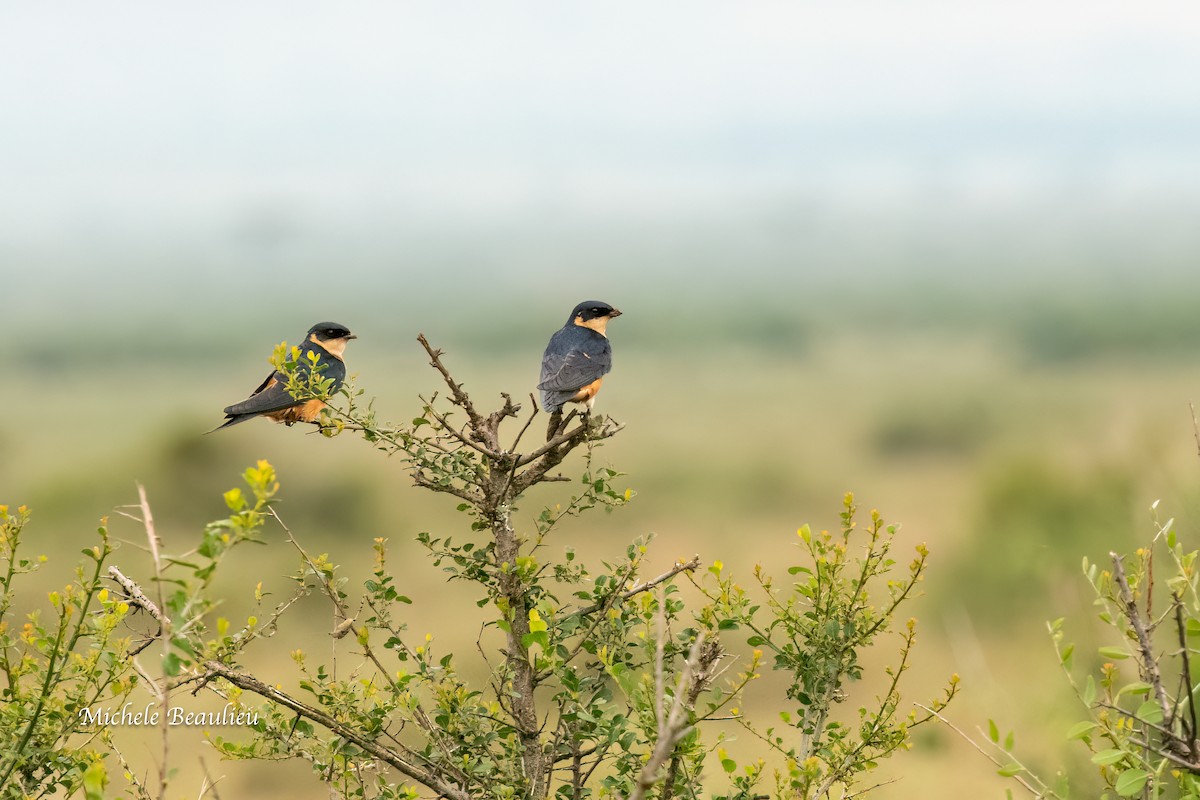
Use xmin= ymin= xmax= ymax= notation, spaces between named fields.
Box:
xmin=210 ymin=321 xmax=356 ymax=432
xmin=538 ymin=301 xmax=622 ymax=439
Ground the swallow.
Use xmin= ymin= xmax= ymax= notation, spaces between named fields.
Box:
xmin=538 ymin=300 xmax=622 ymax=439
xmin=210 ymin=321 xmax=356 ymax=432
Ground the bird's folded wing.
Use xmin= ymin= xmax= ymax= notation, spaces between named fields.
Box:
xmin=538 ymin=349 xmax=609 ymax=392
xmin=223 ymin=373 xmax=300 ymax=416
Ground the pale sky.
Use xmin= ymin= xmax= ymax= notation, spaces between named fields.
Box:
xmin=2 ymin=2 xmax=1199 ymax=276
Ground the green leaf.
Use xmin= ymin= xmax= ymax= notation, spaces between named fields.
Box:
xmin=522 ymin=631 xmax=549 ymax=650
xmin=987 ymin=719 xmax=1000 ymax=743
xmin=1135 ymin=700 xmax=1164 ymax=725
xmin=1114 ymin=768 xmax=1149 ymax=797
xmin=1066 ymin=721 xmax=1097 ymax=741
xmin=1098 ymin=646 xmax=1129 ymax=660
xmin=997 ymin=763 xmax=1022 ymax=777
xmin=721 ymin=758 xmax=737 ymax=773
xmin=1083 ymin=675 xmax=1097 ymax=706
xmin=1060 ymin=643 xmax=1075 ymax=669
xmin=612 ymin=665 xmax=640 ymax=699
xmin=163 ymin=651 xmax=183 ymax=677
xmin=1091 ymin=749 xmax=1126 ymax=766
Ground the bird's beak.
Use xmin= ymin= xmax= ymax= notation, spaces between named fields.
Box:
xmin=346 ymin=333 xmax=358 ymax=340
xmin=608 ymin=308 xmax=623 ymax=318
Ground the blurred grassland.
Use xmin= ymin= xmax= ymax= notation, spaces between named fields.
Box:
xmin=6 ymin=285 xmax=1200 ymax=797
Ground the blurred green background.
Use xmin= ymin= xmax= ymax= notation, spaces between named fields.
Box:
xmin=5 ymin=2 xmax=1200 ymax=797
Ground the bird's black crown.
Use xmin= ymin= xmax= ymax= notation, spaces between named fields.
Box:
xmin=568 ymin=301 xmax=621 ymax=323
xmin=308 ymin=321 xmax=355 ymax=340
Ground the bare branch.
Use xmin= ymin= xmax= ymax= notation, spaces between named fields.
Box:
xmin=482 ymin=391 xmax=522 ymax=445
xmin=201 ymin=661 xmax=471 ymax=800
xmin=509 ymin=394 xmax=541 ymax=453
xmin=1176 ymin=593 xmax=1200 ymax=759
xmin=914 ymin=704 xmax=1044 ymax=797
xmin=418 ymin=394 xmax=497 ymax=458
xmin=108 ymin=565 xmax=170 ymax=657
xmin=1111 ymin=552 xmax=1174 ymax=730
xmin=1129 ymin=736 xmax=1200 ymax=772
xmin=513 ymin=420 xmax=625 ymax=495
xmin=416 ymin=333 xmax=488 ymax=436
xmin=1098 ymin=702 xmax=1186 ymax=746
xmin=516 ymin=416 xmax=621 ymax=468
xmin=133 ymin=484 xmax=172 ymax=800
xmin=411 ymin=471 xmax=485 ymax=504
xmin=107 ymin=566 xmax=170 ymax=626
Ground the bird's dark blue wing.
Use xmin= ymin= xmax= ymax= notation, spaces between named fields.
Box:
xmin=211 ymin=334 xmax=350 ymax=432
xmin=222 ymin=372 xmax=298 ymax=416
xmin=538 ymin=350 xmax=607 ymax=392
xmin=538 ymin=329 xmax=611 ymax=392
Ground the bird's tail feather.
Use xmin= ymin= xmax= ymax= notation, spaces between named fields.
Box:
xmin=204 ymin=414 xmax=252 ymax=434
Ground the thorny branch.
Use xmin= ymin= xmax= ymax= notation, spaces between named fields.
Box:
xmin=416 ymin=333 xmax=490 ymax=438
xmin=107 ymin=565 xmax=170 ymax=656
xmin=1175 ymin=594 xmax=1200 ymax=760
xmin=1110 ymin=552 xmax=1200 ymax=766
xmin=1111 ymin=553 xmax=1174 ymax=738
xmin=202 ymin=661 xmax=472 ymax=800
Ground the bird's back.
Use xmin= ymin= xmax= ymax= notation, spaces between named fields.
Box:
xmin=538 ymin=324 xmax=612 ymax=411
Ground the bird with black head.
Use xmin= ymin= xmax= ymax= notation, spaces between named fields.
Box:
xmin=211 ymin=321 xmax=356 ymax=431
xmin=537 ymin=301 xmax=622 ymax=439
